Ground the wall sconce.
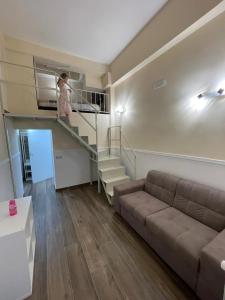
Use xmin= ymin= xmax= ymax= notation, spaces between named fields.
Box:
xmin=197 ymin=93 xmax=204 ymax=99
xmin=116 ymin=106 xmax=126 ymax=114
xmin=190 ymin=93 xmax=209 ymax=112
xmin=217 ymin=88 xmax=224 ymax=95
xmin=216 ymin=80 xmax=225 ymax=96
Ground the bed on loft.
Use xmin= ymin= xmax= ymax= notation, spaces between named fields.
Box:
xmin=34 ymin=58 xmax=109 ymax=114
xmin=37 ymin=99 xmax=102 ymax=113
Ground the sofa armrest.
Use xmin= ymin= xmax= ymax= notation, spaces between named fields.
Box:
xmin=197 ymin=230 xmax=225 ymax=300
xmin=113 ymin=178 xmax=145 ymax=213
xmin=221 ymin=260 xmax=225 ymax=271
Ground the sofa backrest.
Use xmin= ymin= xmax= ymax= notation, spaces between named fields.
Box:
xmin=145 ymin=170 xmax=180 ymax=205
xmin=174 ymin=179 xmax=225 ymax=232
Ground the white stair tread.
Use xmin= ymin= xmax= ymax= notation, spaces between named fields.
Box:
xmin=104 ymin=175 xmax=130 ymax=184
xmin=99 ymin=155 xmax=120 ymax=162
xmin=99 ymin=166 xmax=124 ymax=172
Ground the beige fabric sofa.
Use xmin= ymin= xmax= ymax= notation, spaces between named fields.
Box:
xmin=114 ymin=170 xmax=225 ymax=300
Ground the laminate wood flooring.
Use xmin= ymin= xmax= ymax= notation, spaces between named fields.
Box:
xmin=25 ymin=179 xmax=198 ymax=300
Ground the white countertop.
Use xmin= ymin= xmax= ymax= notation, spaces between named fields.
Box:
xmin=0 ymin=196 xmax=32 ymax=237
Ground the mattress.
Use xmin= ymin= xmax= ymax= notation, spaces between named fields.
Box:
xmin=38 ymin=100 xmax=100 ymax=112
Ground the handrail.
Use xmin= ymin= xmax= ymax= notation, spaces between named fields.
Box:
xmin=108 ymin=126 xmax=137 ymax=179
xmin=0 ymin=79 xmax=57 ymax=90
xmin=0 ymin=59 xmax=102 ymax=189
xmin=121 ymin=132 xmax=136 ymax=161
xmin=0 ymin=59 xmax=57 ymax=74
xmin=0 ymin=77 xmax=96 ymax=131
xmin=0 ymin=59 xmax=109 ymax=131
xmin=0 ymin=59 xmax=102 ymax=114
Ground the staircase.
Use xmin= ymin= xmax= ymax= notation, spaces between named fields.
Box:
xmin=57 ymin=113 xmax=133 ymax=205
xmin=98 ymin=155 xmax=130 ymax=201
xmin=0 ymin=59 xmax=134 ymax=205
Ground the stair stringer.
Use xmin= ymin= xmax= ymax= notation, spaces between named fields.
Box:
xmin=57 ymin=118 xmax=97 ymax=156
xmin=57 ymin=117 xmax=130 ymax=206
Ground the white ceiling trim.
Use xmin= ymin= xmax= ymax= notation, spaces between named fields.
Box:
xmin=112 ymin=0 xmax=225 ymax=87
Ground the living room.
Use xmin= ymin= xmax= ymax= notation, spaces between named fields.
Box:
xmin=0 ymin=1 xmax=225 ymax=300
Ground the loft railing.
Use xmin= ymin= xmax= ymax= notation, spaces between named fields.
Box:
xmin=108 ymin=125 xmax=137 ymax=179
xmin=0 ymin=59 xmax=109 ymax=120
xmin=0 ymin=59 xmax=103 ymax=190
xmin=69 ymin=88 xmax=110 ymax=114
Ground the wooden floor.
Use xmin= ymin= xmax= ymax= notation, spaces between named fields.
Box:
xmin=25 ymin=179 xmax=198 ymax=300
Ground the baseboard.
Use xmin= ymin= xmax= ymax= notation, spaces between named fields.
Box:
xmin=56 ymin=180 xmax=98 ymax=191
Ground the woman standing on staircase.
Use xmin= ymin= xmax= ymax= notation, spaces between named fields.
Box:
xmin=57 ymin=73 xmax=72 ymax=117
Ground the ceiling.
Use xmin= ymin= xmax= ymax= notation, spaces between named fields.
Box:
xmin=0 ymin=0 xmax=167 ymax=64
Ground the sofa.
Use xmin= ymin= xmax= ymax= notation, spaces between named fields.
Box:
xmin=114 ymin=170 xmax=225 ymax=300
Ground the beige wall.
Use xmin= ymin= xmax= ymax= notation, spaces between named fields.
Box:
xmin=0 ymin=45 xmax=57 ymax=116
xmin=0 ymin=33 xmax=9 ymax=161
xmin=12 ymin=119 xmax=81 ymax=150
xmin=113 ymin=11 xmax=225 ymax=160
xmin=1 ymin=36 xmax=108 ymax=115
xmin=5 ymin=36 xmax=107 ymax=88
xmin=13 ymin=112 xmax=110 ymax=149
xmin=110 ymin=0 xmax=222 ymax=83
xmin=3 ymin=49 xmax=40 ymax=115
xmin=0 ymin=114 xmax=8 ymax=161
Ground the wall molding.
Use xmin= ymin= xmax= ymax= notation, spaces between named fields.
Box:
xmin=118 ymin=146 xmax=225 ymax=191
xmin=112 ymin=0 xmax=225 ymax=87
xmin=132 ymin=148 xmax=225 ymax=167
xmin=110 ymin=146 xmax=225 ymax=167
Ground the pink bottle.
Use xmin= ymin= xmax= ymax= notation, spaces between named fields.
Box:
xmin=9 ymin=199 xmax=17 ymax=216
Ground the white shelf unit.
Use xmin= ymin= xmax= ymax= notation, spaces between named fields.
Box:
xmin=0 ymin=196 xmax=36 ymax=300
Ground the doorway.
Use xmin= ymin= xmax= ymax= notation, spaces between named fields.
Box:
xmin=20 ymin=129 xmax=55 ymax=186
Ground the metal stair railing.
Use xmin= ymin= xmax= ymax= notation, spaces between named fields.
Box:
xmin=0 ymin=59 xmax=100 ymax=130
xmin=108 ymin=125 xmax=137 ymax=179
xmin=0 ymin=59 xmax=111 ymax=149
xmin=0 ymin=59 xmax=106 ymax=191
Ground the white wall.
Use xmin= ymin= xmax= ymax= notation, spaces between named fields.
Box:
xmin=54 ymin=148 xmax=96 ymax=189
xmin=13 ymin=118 xmax=97 ymax=189
xmin=120 ymin=148 xmax=225 ymax=192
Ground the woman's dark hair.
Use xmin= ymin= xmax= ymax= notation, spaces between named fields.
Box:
xmin=57 ymin=72 xmax=68 ymax=85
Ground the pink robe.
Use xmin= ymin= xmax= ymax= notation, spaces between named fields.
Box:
xmin=58 ymin=84 xmax=72 ymax=116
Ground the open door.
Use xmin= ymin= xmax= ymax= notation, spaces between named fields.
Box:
xmin=28 ymin=130 xmax=54 ymax=184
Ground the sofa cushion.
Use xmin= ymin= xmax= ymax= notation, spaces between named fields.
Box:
xmin=121 ymin=205 xmax=148 ymax=241
xmin=197 ymin=229 xmax=225 ymax=300
xmin=119 ymin=191 xmax=169 ymax=225
xmin=114 ymin=179 xmax=145 ymax=214
xmin=174 ymin=179 xmax=225 ymax=232
xmin=144 ymin=170 xmax=180 ymax=205
xmin=146 ymin=207 xmax=217 ymax=289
